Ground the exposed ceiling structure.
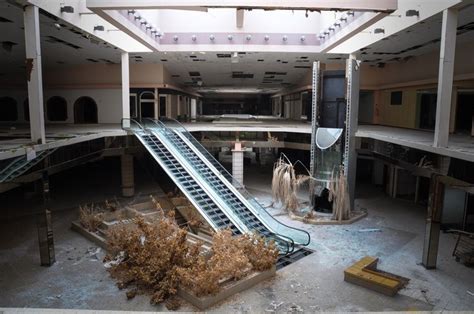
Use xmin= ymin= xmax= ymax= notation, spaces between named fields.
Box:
xmin=0 ymin=1 xmax=122 ymax=74
xmin=130 ymin=51 xmax=345 ymax=93
xmin=356 ymin=4 xmax=474 ymax=66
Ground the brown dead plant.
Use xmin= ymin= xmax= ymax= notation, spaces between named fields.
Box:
xmin=79 ymin=203 xmax=104 ymax=232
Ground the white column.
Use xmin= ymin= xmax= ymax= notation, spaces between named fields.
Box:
xmin=345 ymin=54 xmax=361 ymax=210
xmin=154 ymin=88 xmax=159 ymax=120
xmin=434 ymin=8 xmax=458 ymax=148
xmin=121 ymin=52 xmax=130 ymax=127
xmin=190 ymin=98 xmax=197 ymax=122
xmin=232 ymin=142 xmax=244 ymax=187
xmin=24 ymin=5 xmax=45 ymax=144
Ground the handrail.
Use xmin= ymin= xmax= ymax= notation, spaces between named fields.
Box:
xmin=157 ymin=117 xmax=310 ymax=247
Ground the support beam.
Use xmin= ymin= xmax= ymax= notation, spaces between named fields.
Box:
xmin=232 ymin=142 xmax=245 ymax=187
xmin=434 ymin=8 xmax=458 ymax=148
xmin=121 ymin=52 xmax=130 ymax=128
xmin=236 ymin=9 xmax=244 ymax=28
xmin=87 ymin=0 xmax=397 ymax=12
xmin=190 ymin=98 xmax=197 ymax=122
xmin=344 ymin=54 xmax=361 ymax=210
xmin=24 ymin=5 xmax=45 ymax=144
xmin=422 ymin=174 xmax=445 ymax=269
xmin=121 ymin=154 xmax=134 ymax=197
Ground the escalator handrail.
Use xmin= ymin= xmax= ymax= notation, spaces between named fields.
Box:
xmin=142 ymin=118 xmax=294 ymax=254
xmin=155 ymin=118 xmax=310 ymax=247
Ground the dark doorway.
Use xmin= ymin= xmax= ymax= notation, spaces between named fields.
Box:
xmin=456 ymin=93 xmax=474 ymax=134
xmin=139 ymin=91 xmax=155 ymax=119
xmin=320 ymin=70 xmax=346 ymax=128
xmin=419 ymin=93 xmax=437 ymax=130
xmin=0 ymin=97 xmax=18 ymax=121
xmin=74 ymin=96 xmax=98 ymax=124
xmin=159 ymin=96 xmax=167 ymax=117
xmin=46 ymin=96 xmax=68 ymax=121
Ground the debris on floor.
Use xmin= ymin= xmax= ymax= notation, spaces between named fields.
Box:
xmin=344 ymin=256 xmax=409 ymax=296
xmin=358 ymin=228 xmax=382 ymax=233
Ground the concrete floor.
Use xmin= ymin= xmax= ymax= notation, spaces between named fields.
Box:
xmin=0 ymin=161 xmax=473 ymax=311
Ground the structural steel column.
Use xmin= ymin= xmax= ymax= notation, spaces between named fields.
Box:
xmin=24 ymin=5 xmax=45 ymax=144
xmin=345 ymin=54 xmax=361 ymax=210
xmin=190 ymin=98 xmax=197 ymax=122
xmin=434 ymin=8 xmax=458 ymax=148
xmin=232 ymin=142 xmax=244 ymax=186
xmin=121 ymin=52 xmax=130 ymax=127
xmin=422 ymin=174 xmax=445 ymax=269
xmin=121 ymin=154 xmax=134 ymax=197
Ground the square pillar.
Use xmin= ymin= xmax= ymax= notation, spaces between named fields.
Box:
xmin=434 ymin=8 xmax=458 ymax=148
xmin=344 ymin=54 xmax=361 ymax=210
xmin=422 ymin=175 xmax=445 ymax=269
xmin=24 ymin=5 xmax=45 ymax=144
xmin=232 ymin=142 xmax=244 ymax=187
xmin=121 ymin=52 xmax=130 ymax=127
xmin=121 ymin=154 xmax=134 ymax=197
xmin=190 ymin=98 xmax=197 ymax=122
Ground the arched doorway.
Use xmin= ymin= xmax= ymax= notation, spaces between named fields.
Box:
xmin=46 ymin=96 xmax=68 ymax=121
xmin=0 ymin=97 xmax=18 ymax=121
xmin=74 ymin=96 xmax=98 ymax=124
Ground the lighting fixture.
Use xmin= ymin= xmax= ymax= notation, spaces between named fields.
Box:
xmin=264 ymin=35 xmax=269 ymax=41
xmin=127 ymin=10 xmax=135 ymax=15
xmin=318 ymin=35 xmax=325 ymax=39
xmin=191 ymin=34 xmax=197 ymax=41
xmin=347 ymin=11 xmax=355 ymax=16
xmin=300 ymin=35 xmax=305 ymax=42
xmin=334 ymin=22 xmax=341 ymax=27
xmin=340 ymin=17 xmax=347 ymax=22
xmin=406 ymin=10 xmax=419 ymax=17
xmin=282 ymin=35 xmax=288 ymax=42
xmin=53 ymin=23 xmax=61 ymax=30
xmin=173 ymin=35 xmax=179 ymax=41
xmin=133 ymin=12 xmax=141 ymax=20
xmin=94 ymin=25 xmax=104 ymax=31
xmin=228 ymin=34 xmax=233 ymax=40
xmin=374 ymin=28 xmax=385 ymax=34
xmin=209 ymin=34 xmax=215 ymax=41
xmin=324 ymin=31 xmax=330 ymax=36
xmin=60 ymin=5 xmax=74 ymax=13
xmin=246 ymin=34 xmax=251 ymax=41
xmin=329 ymin=26 xmax=335 ymax=31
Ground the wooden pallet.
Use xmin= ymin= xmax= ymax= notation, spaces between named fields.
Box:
xmin=344 ymin=256 xmax=409 ymax=296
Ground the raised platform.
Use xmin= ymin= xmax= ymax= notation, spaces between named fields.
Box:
xmin=356 ymin=125 xmax=474 ymax=162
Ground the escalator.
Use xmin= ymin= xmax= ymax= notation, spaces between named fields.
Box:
xmin=0 ymin=148 xmax=57 ymax=183
xmin=123 ymin=118 xmax=310 ymax=254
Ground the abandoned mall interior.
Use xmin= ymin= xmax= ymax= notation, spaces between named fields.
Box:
xmin=0 ymin=0 xmax=473 ymax=312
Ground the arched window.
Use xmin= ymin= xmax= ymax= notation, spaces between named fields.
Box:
xmin=23 ymin=99 xmax=29 ymax=121
xmin=74 ymin=96 xmax=98 ymax=124
xmin=0 ymin=97 xmax=18 ymax=121
xmin=46 ymin=96 xmax=68 ymax=121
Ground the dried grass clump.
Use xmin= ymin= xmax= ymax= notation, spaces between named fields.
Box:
xmin=328 ymin=168 xmax=351 ymax=221
xmin=105 ymin=216 xmax=278 ymax=305
xmin=79 ymin=203 xmax=104 ymax=232
xmin=272 ymin=155 xmax=310 ymax=212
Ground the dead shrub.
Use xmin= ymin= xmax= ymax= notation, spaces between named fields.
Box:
xmin=79 ymin=203 xmax=104 ymax=232
xmin=105 ymin=215 xmax=278 ymax=304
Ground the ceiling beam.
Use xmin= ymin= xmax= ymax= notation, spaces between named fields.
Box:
xmin=86 ymin=0 xmax=397 ymax=13
xmin=236 ymin=9 xmax=244 ymax=28
xmin=90 ymin=8 xmax=160 ymax=51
